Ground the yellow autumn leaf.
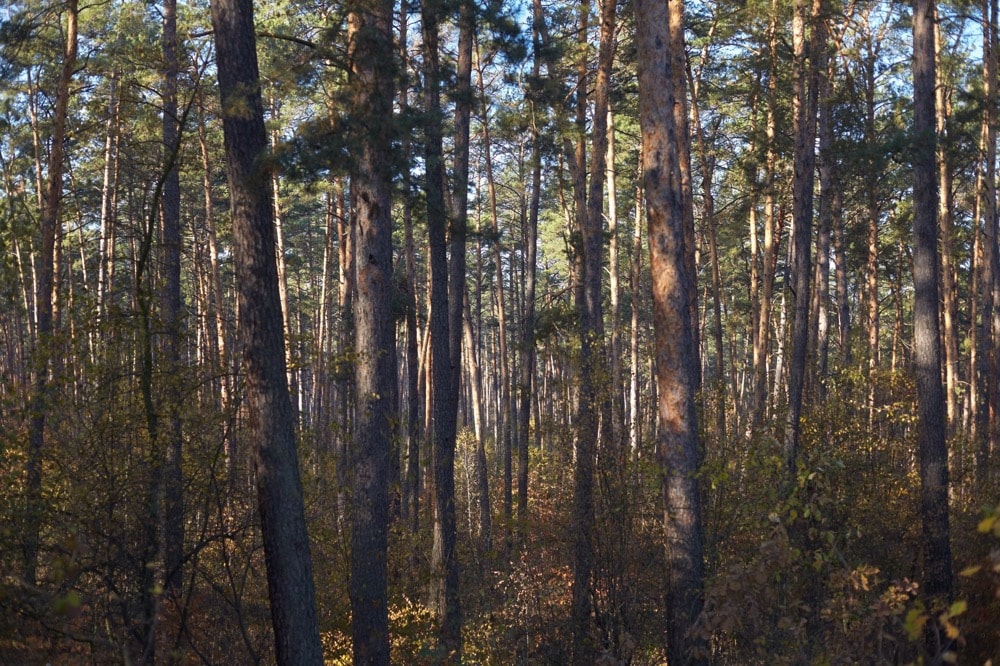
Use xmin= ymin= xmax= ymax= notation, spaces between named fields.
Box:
xmin=960 ymin=565 xmax=982 ymax=577
xmin=943 ymin=619 xmax=959 ymax=640
xmin=978 ymin=515 xmax=997 ymax=534
xmin=904 ymin=608 xmax=927 ymax=641
xmin=948 ymin=600 xmax=967 ymax=617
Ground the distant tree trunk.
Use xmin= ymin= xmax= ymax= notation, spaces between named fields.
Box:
xmin=517 ymin=0 xmax=544 ymax=530
xmin=608 ymin=106 xmax=624 ymax=445
xmin=25 ymin=0 xmax=78 ymax=585
xmin=912 ymin=0 xmax=954 ymax=608
xmin=629 ymin=167 xmax=644 ymax=456
xmin=753 ymin=6 xmax=780 ymax=429
xmin=209 ymin=0 xmax=323 ymax=661
xmin=98 ymin=72 xmax=120 ymax=320
xmin=478 ymin=54 xmax=512 ymax=540
xmin=689 ymin=63 xmax=726 ymax=442
xmin=463 ymin=295 xmax=492 ymax=552
xmin=398 ymin=1 xmax=422 ymax=533
xmin=635 ymin=0 xmax=706 ymax=659
xmin=935 ymin=11 xmax=959 ymax=434
xmin=345 ymin=0 xmax=396 ymax=659
xmin=783 ymin=0 xmax=818 ymax=472
xmin=812 ymin=4 xmax=834 ymax=395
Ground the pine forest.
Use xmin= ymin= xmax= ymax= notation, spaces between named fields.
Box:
xmin=2 ymin=0 xmax=1000 ymax=662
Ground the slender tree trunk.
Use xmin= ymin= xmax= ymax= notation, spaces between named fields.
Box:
xmin=209 ymin=0 xmax=323 ymax=661
xmin=517 ymin=0 xmax=544 ymax=531
xmin=980 ymin=0 xmax=998 ymax=480
xmin=160 ymin=0 xmax=184 ymax=596
xmin=784 ymin=0 xmax=819 ymax=472
xmin=753 ymin=7 xmax=780 ymax=429
xmin=608 ymin=105 xmax=624 ymax=445
xmin=813 ymin=6 xmax=834 ymax=395
xmin=569 ymin=0 xmax=606 ymax=656
xmin=25 ymin=0 xmax=78 ymax=585
xmin=477 ymin=51 xmax=512 ymax=540
xmin=98 ymin=72 xmax=120 ymax=320
xmin=935 ymin=10 xmax=960 ymax=434
xmin=423 ymin=0 xmax=464 ymax=654
xmin=630 ymin=166 xmax=644 ymax=456
xmin=635 ymin=0 xmax=706 ymax=658
xmin=912 ymin=0 xmax=954 ymax=609
xmin=689 ymin=64 xmax=726 ymax=442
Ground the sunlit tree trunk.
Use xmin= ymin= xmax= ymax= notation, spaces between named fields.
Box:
xmin=635 ymin=0 xmax=706 ymax=658
xmin=753 ymin=4 xmax=780 ymax=429
xmin=935 ymin=10 xmax=960 ymax=434
xmin=784 ymin=0 xmax=819 ymax=472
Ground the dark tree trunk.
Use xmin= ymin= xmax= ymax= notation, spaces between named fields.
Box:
xmin=25 ymin=0 xmax=78 ymax=586
xmin=912 ymin=0 xmax=954 ymax=609
xmin=346 ymin=0 xmax=396 ymax=660
xmin=423 ymin=0 xmax=463 ymax=656
xmin=209 ymin=0 xmax=323 ymax=662
xmin=160 ymin=0 xmax=184 ymax=594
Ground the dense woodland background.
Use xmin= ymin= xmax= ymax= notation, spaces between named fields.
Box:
xmin=2 ymin=0 xmax=1000 ymax=662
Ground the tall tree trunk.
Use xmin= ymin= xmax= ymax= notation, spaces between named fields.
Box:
xmin=397 ymin=1 xmax=422 ymax=533
xmin=635 ymin=0 xmax=706 ymax=659
xmin=979 ymin=0 xmax=998 ymax=480
xmin=25 ymin=0 xmax=78 ymax=585
xmin=209 ymin=0 xmax=323 ymax=661
xmin=608 ymin=105 xmax=624 ymax=445
xmin=630 ymin=165 xmax=644 ymax=456
xmin=813 ymin=4 xmax=834 ymax=395
xmin=935 ymin=10 xmax=960 ymax=434
xmin=423 ymin=0 xmax=464 ymax=655
xmin=689 ymin=63 xmax=726 ymax=442
xmin=912 ymin=0 xmax=954 ymax=609
xmin=517 ymin=0 xmax=544 ymax=532
xmin=477 ymin=51 xmax=512 ymax=540
xmin=570 ymin=0 xmax=609 ymax=656
xmin=345 ymin=0 xmax=397 ymax=659
xmin=783 ymin=0 xmax=819 ymax=472
xmin=98 ymin=72 xmax=120 ymax=320
xmin=753 ymin=5 xmax=780 ymax=429
xmin=160 ymin=0 xmax=184 ymax=595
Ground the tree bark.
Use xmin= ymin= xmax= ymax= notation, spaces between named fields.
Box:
xmin=209 ymin=0 xmax=323 ymax=661
xmin=25 ymin=0 xmax=78 ymax=585
xmin=783 ymin=0 xmax=819 ymax=472
xmin=635 ymin=0 xmax=706 ymax=658
xmin=912 ymin=0 xmax=954 ymax=608
xmin=423 ymin=0 xmax=464 ymax=655
xmin=160 ymin=0 xmax=184 ymax=594
xmin=345 ymin=0 xmax=397 ymax=659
